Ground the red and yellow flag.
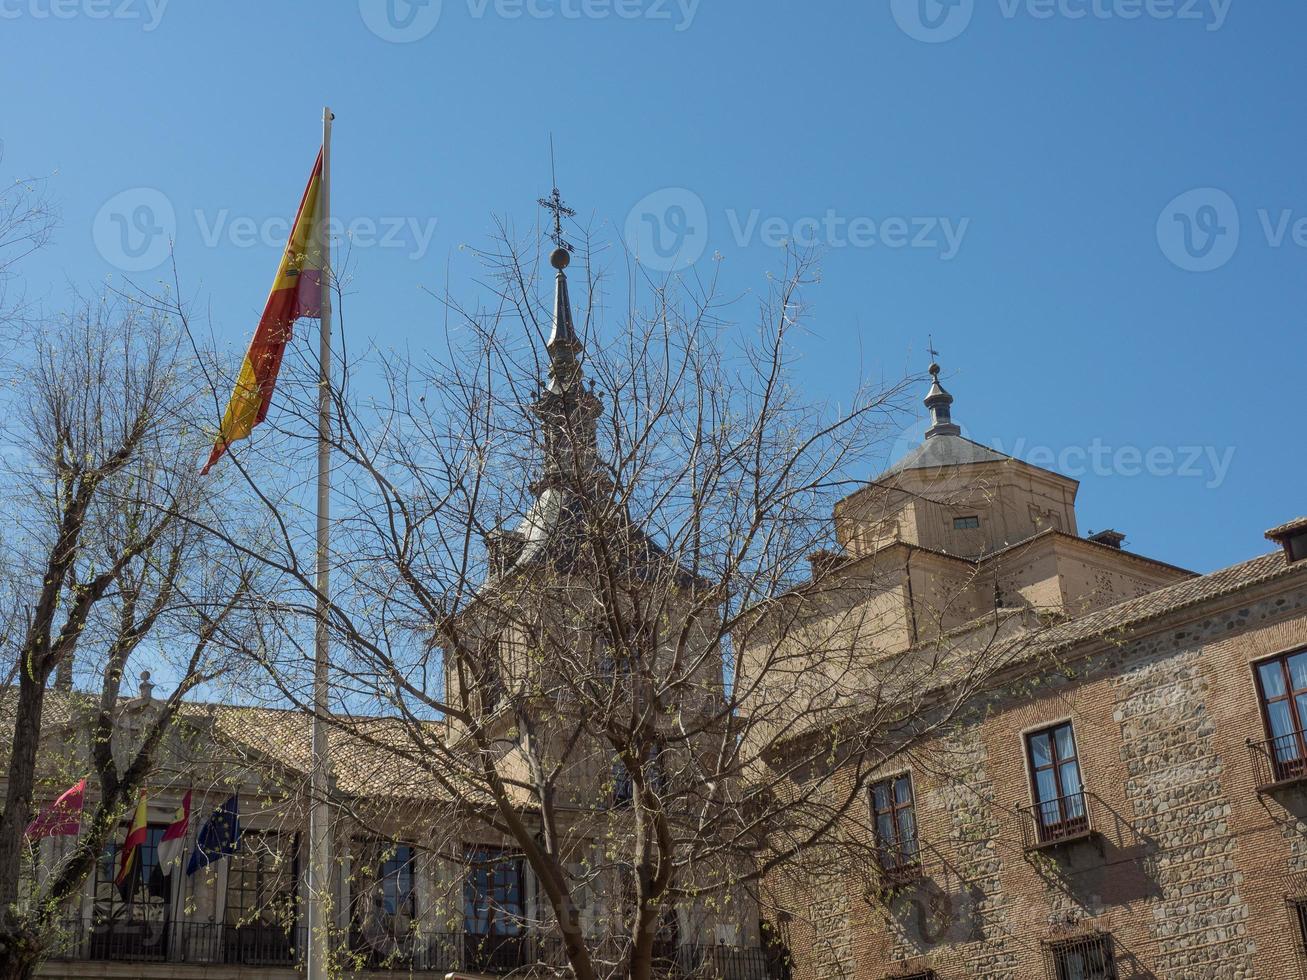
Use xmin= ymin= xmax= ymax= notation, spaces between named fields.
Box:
xmin=202 ymin=149 xmax=326 ymax=474
xmin=113 ymin=790 xmax=149 ymax=899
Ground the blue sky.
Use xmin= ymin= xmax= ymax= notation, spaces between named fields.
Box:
xmin=1 ymin=0 xmax=1302 ymax=573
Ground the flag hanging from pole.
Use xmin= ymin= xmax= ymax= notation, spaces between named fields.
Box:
xmin=186 ymin=795 xmax=241 ymax=875
xmin=114 ymin=791 xmax=149 ymax=901
xmin=24 ymin=778 xmax=86 ymax=840
xmin=201 ymin=149 xmax=326 ymax=474
xmin=147 ymin=790 xmax=191 ymax=899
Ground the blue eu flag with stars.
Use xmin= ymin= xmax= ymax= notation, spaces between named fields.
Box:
xmin=186 ymin=796 xmax=241 ymax=875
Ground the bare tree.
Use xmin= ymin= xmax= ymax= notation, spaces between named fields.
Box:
xmin=0 ymin=297 xmax=271 ymax=979
xmin=0 ymin=149 xmax=57 ymax=336
xmin=172 ymin=214 xmax=1054 ymax=980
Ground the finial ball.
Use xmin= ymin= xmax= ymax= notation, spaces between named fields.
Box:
xmin=550 ymin=247 xmax=570 ymax=270
xmin=929 ymin=362 xmax=941 ymax=377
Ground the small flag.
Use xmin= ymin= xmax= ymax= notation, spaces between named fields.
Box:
xmin=147 ymin=791 xmax=191 ymax=899
xmin=186 ymin=796 xmax=241 ymax=875
xmin=24 ymin=779 xmax=86 ymax=840
xmin=201 ymin=149 xmax=326 ymax=474
xmin=114 ymin=791 xmax=149 ymax=901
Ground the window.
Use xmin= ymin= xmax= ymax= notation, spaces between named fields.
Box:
xmin=610 ymin=744 xmax=668 ymax=809
xmin=1290 ymin=898 xmax=1307 ymax=970
xmin=1254 ymin=650 xmax=1307 ymax=782
xmin=1026 ymin=722 xmax=1088 ymax=844
xmin=611 ymin=759 xmax=634 ymax=809
xmin=1046 ymin=933 xmax=1117 ymax=980
xmin=90 ymin=824 xmax=168 ymax=961
xmin=351 ymin=840 xmax=416 ymax=964
xmin=463 ymin=846 xmax=524 ymax=937
xmin=953 ymin=515 xmax=981 ymax=530
xmin=226 ymin=832 xmax=298 ymax=928
xmin=93 ymin=825 xmax=167 ymax=922
xmin=225 ymin=831 xmax=298 ymax=966
xmin=869 ymin=774 xmax=918 ymax=875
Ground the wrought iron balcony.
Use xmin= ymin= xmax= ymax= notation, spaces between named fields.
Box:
xmin=874 ymin=835 xmax=926 ymax=887
xmin=1019 ymin=791 xmax=1098 ymax=851
xmin=45 ymin=918 xmax=784 ymax=978
xmin=1249 ymin=731 xmax=1307 ymax=791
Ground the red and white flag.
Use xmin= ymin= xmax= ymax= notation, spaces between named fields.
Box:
xmin=24 ymin=779 xmax=85 ymax=840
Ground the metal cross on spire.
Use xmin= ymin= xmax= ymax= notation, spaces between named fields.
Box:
xmin=538 ymin=134 xmax=575 ymax=254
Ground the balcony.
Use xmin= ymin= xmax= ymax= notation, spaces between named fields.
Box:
xmin=1249 ymin=732 xmax=1307 ymax=791
xmin=874 ymin=836 xmax=926 ymax=888
xmin=1019 ymin=791 xmax=1099 ymax=851
xmin=46 ymin=919 xmax=784 ymax=978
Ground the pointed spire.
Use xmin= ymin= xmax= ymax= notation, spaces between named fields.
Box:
xmin=546 ymin=246 xmax=581 ymax=387
xmin=532 ymin=183 xmax=601 ymax=488
xmin=924 ymin=361 xmax=962 ymax=438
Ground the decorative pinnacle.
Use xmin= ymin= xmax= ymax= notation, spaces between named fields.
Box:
xmin=924 ymin=358 xmax=961 ymax=439
xmin=538 ymin=185 xmax=575 ymax=255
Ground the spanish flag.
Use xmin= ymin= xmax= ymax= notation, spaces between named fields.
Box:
xmin=202 ymin=149 xmax=326 ymax=474
xmin=114 ymin=791 xmax=149 ymax=901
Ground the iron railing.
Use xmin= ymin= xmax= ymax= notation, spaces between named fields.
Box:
xmin=1249 ymin=732 xmax=1307 ymax=790
xmin=1042 ymin=931 xmax=1118 ymax=980
xmin=1288 ymin=897 xmax=1307 ymax=977
xmin=45 ymin=919 xmax=782 ymax=977
xmin=1019 ymin=791 xmax=1097 ymax=850
xmin=47 ymin=919 xmax=305 ymax=966
xmin=874 ymin=834 xmax=924 ymax=887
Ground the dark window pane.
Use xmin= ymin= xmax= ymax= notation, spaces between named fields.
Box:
xmin=1260 ymin=661 xmax=1288 ymax=699
xmin=1060 ymin=761 xmax=1084 ymax=799
xmin=894 ymin=777 xmax=912 ymax=806
xmin=876 ymin=813 xmax=895 ymax=843
xmin=1269 ymin=701 xmax=1298 ymax=743
xmin=1290 ymin=652 xmax=1307 ymax=691
xmin=1035 ymin=769 xmax=1059 ymax=806
xmin=1054 ymin=724 xmax=1077 ymax=762
xmin=872 ymin=782 xmax=890 ymax=811
xmin=1030 ymin=733 xmax=1053 ymax=769
xmin=896 ymin=808 xmax=917 ymax=845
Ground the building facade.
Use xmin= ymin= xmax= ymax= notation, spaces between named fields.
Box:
xmin=12 ymin=237 xmax=777 ymax=980
xmin=749 ymin=366 xmax=1307 ymax=979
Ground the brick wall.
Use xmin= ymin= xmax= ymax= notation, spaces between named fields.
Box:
xmin=778 ymin=583 xmax=1307 ymax=979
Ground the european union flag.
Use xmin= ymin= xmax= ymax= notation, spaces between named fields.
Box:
xmin=186 ymin=796 xmax=241 ymax=875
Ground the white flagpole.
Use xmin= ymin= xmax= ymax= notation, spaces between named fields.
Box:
xmin=306 ymin=105 xmax=334 ymax=980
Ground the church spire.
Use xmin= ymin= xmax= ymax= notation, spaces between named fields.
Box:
xmin=923 ymin=360 xmax=962 ymax=438
xmin=532 ymin=183 xmax=601 ymax=486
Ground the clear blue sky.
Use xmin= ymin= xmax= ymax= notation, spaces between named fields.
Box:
xmin=2 ymin=0 xmax=1302 ymax=573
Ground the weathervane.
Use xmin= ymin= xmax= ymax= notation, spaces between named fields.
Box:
xmin=927 ymin=334 xmax=940 ymax=363
xmin=537 ymin=134 xmax=575 ymax=254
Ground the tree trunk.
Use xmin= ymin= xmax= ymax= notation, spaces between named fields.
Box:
xmin=0 ymin=667 xmax=49 ymax=908
xmin=0 ymin=920 xmax=44 ymax=980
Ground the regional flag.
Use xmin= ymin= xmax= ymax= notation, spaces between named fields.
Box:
xmin=147 ymin=790 xmax=191 ymax=900
xmin=186 ymin=795 xmax=241 ymax=875
xmin=201 ymin=149 xmax=326 ymax=474
xmin=114 ymin=791 xmax=149 ymax=901
xmin=24 ymin=778 xmax=86 ymax=840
